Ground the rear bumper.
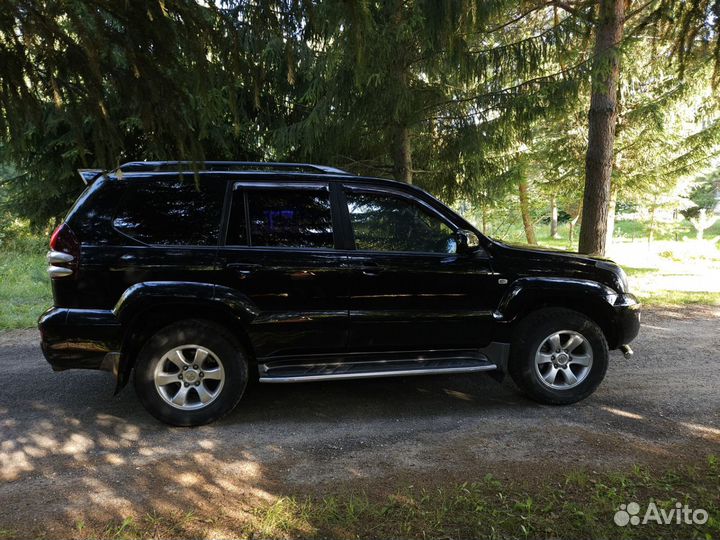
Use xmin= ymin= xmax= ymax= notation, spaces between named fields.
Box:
xmin=611 ymin=294 xmax=641 ymax=348
xmin=38 ymin=307 xmax=122 ymax=371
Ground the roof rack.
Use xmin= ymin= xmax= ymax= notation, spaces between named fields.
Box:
xmin=117 ymin=161 xmax=352 ymax=176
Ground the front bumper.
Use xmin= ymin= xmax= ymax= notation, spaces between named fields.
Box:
xmin=38 ymin=307 xmax=123 ymax=372
xmin=610 ymin=293 xmax=641 ymax=348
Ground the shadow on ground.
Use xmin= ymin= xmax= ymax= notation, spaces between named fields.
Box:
xmin=0 ymin=307 xmax=718 ymax=536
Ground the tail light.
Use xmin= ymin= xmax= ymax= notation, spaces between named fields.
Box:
xmin=47 ymin=223 xmax=80 ymax=278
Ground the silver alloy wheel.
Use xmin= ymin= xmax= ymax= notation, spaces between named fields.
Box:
xmin=153 ymin=344 xmax=225 ymax=410
xmin=534 ymin=330 xmax=593 ymax=390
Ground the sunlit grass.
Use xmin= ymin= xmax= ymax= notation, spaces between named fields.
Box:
xmin=50 ymin=456 xmax=720 ymax=539
xmin=0 ymin=252 xmax=50 ymax=329
xmin=635 ymin=290 xmax=720 ymax=307
xmin=493 ymin=219 xmax=720 ymax=248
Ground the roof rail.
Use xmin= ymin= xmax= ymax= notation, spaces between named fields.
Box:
xmin=117 ymin=161 xmax=352 ymax=176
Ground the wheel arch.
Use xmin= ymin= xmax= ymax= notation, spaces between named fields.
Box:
xmin=113 ymin=282 xmax=258 ymax=391
xmin=498 ymin=278 xmax=620 ymax=348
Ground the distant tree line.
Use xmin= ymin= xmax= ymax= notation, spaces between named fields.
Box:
xmin=0 ymin=0 xmax=719 ymax=255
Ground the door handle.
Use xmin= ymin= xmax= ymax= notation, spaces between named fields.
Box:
xmin=119 ymin=254 xmax=136 ymax=263
xmin=226 ymin=262 xmax=262 ymax=277
xmin=360 ymin=262 xmax=382 ymax=276
xmin=290 ymin=270 xmax=316 ymax=280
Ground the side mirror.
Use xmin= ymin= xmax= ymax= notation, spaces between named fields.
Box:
xmin=455 ymin=229 xmax=480 ymax=253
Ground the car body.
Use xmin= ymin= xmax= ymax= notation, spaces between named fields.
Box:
xmin=39 ymin=161 xmax=640 ymax=425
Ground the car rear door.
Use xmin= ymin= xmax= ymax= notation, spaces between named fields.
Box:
xmin=98 ymin=174 xmax=225 ymax=308
xmin=215 ymin=180 xmax=349 ymax=360
xmin=341 ymin=184 xmax=499 ymax=352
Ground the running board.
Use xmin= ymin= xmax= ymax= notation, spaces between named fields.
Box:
xmin=258 ymin=352 xmax=498 ymax=383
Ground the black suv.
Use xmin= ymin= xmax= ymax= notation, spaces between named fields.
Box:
xmin=39 ymin=161 xmax=640 ymax=426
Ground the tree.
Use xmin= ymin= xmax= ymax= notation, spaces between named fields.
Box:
xmin=518 ymin=178 xmax=538 ymax=244
xmin=578 ymin=0 xmax=625 ymax=255
xmin=576 ymin=0 xmax=720 ymax=254
xmin=684 ymin=171 xmax=720 ymax=239
xmin=0 ymin=0 xmax=302 ymax=226
xmin=2 ymin=0 xmax=719 ymax=238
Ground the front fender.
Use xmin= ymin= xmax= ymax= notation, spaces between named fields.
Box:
xmin=495 ymin=277 xmax=617 ymax=323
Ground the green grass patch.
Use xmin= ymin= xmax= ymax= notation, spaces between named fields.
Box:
xmin=624 ymin=266 xmax=659 ymax=277
xmin=493 ymin=218 xmax=720 ymax=248
xmin=615 ymin=219 xmax=720 ymax=241
xmin=636 ymin=290 xmax=720 ymax=308
xmin=250 ymin=462 xmax=720 ymax=539
xmin=0 ymin=251 xmax=51 ymax=329
xmin=48 ymin=456 xmax=720 ymax=539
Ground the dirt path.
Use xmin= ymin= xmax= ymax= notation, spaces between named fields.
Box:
xmin=1 ymin=307 xmax=719 ymax=536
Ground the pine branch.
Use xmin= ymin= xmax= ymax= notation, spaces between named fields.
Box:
xmin=549 ymin=1 xmax=594 ymax=22
xmin=467 ymin=15 xmax=581 ymax=56
xmin=426 ymin=55 xmax=592 ymax=112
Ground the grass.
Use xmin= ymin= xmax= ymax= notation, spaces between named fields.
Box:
xmin=0 ymin=251 xmax=51 ymax=329
xmin=614 ymin=218 xmax=720 ymax=242
xmin=251 ymin=461 xmax=720 ymax=540
xmin=623 ymin=266 xmax=720 ymax=307
xmin=633 ymin=289 xmax=720 ymax=308
xmin=492 ymin=219 xmax=720 ymax=248
xmin=34 ymin=456 xmax=720 ymax=539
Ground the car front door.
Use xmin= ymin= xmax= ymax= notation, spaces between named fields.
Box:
xmin=342 ymin=185 xmax=499 ymax=353
xmin=216 ymin=181 xmax=349 ymax=360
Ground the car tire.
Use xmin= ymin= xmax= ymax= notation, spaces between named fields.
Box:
xmin=133 ymin=319 xmax=248 ymax=426
xmin=508 ymin=308 xmax=608 ymax=405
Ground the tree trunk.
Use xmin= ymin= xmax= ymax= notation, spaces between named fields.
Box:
xmin=691 ymin=209 xmax=719 ymax=240
xmin=550 ymin=194 xmax=559 ymax=239
xmin=568 ymin=203 xmax=583 ymax=246
xmin=578 ymin=0 xmax=625 ymax=256
xmin=648 ymin=205 xmax=656 ymax=243
xmin=392 ymin=124 xmax=412 ymax=184
xmin=519 ymin=179 xmax=537 ymax=245
xmin=605 ymin=187 xmax=618 ymax=248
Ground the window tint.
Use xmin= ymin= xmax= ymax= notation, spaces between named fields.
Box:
xmin=113 ymin=177 xmax=225 ymax=246
xmin=226 ymin=189 xmax=247 ymax=245
xmin=347 ymin=191 xmax=456 ymax=253
xmin=246 ymin=188 xmax=333 ymax=248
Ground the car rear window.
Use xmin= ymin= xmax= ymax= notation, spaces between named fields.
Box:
xmin=113 ymin=176 xmax=226 ymax=246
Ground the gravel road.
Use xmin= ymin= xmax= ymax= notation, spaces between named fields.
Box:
xmin=1 ymin=306 xmax=719 ymax=535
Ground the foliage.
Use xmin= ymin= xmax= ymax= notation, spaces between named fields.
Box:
xmin=0 ymin=0 xmax=296 ymax=226
xmin=684 ymin=170 xmax=720 ymax=215
xmin=0 ymin=0 xmax=719 ymax=236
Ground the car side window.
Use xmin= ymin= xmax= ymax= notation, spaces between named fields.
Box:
xmin=229 ymin=188 xmax=334 ymax=249
xmin=113 ymin=177 xmax=225 ymax=246
xmin=346 ymin=191 xmax=456 ymax=254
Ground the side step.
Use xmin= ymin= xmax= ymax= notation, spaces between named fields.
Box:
xmin=258 ymin=350 xmax=497 ymax=383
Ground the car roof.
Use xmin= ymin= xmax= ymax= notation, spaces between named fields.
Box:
xmin=112 ymin=161 xmax=419 ymax=192
xmin=118 ymin=160 xmax=351 ymax=175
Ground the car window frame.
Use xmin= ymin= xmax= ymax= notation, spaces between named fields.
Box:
xmin=341 ymin=184 xmax=461 ymax=256
xmin=221 ymin=180 xmax=341 ymax=252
